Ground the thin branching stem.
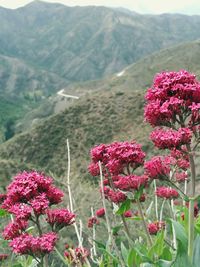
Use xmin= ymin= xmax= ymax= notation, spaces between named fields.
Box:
xmin=137 ymin=201 xmax=153 ymax=247
xmin=186 ymin=143 xmax=196 ymax=260
xmin=99 ymin=162 xmax=126 ymax=267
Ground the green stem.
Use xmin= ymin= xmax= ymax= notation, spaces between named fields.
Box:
xmin=54 ymin=246 xmax=68 ymax=266
xmin=121 ymin=215 xmax=132 ymax=240
xmin=186 ymin=144 xmax=196 ymax=261
xmin=137 ymin=201 xmax=153 ymax=247
xmin=188 ymin=199 xmax=195 ymax=260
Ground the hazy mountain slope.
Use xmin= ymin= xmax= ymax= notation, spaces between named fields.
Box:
xmin=0 ymin=90 xmax=149 ymax=181
xmin=58 ymin=40 xmax=200 ymax=95
xmin=0 ymin=54 xmax=68 ymax=97
xmin=1 ymin=1 xmax=200 ymax=84
xmin=0 ymin=54 xmax=68 ymax=142
xmin=2 ymin=40 xmax=200 ymax=181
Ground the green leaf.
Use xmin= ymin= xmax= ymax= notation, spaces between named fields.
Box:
xmin=116 ymin=199 xmax=131 ymax=215
xmin=133 ymin=244 xmax=153 ymax=263
xmin=112 ymin=225 xmax=122 ymax=235
xmin=0 ymin=208 xmax=8 ymax=217
xmin=94 ymin=240 xmax=106 ymax=250
xmin=171 ymin=220 xmax=188 ymax=252
xmin=172 ymin=252 xmax=193 ymax=267
xmin=128 ymin=216 xmax=142 ymax=221
xmin=134 ymin=186 xmax=144 ymax=200
xmin=148 ymin=231 xmax=165 ymax=259
xmin=121 ymin=242 xmax=128 ymax=262
xmin=127 ymin=249 xmax=136 ymax=267
xmin=161 ymin=246 xmax=172 ymax=261
xmin=156 ymin=259 xmax=173 ymax=267
xmin=193 ymin=234 xmax=200 ymax=267
xmin=195 ymin=215 xmax=200 ymax=234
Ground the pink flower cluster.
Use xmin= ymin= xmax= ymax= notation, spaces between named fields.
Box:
xmin=89 ymin=141 xmax=148 ymax=205
xmin=144 ymin=70 xmax=200 ymax=127
xmin=46 ymin=209 xmax=75 ymax=231
xmin=89 ymin=141 xmax=145 ymax=176
xmin=148 ymin=221 xmax=165 ymax=235
xmin=87 ymin=216 xmax=99 ymax=228
xmin=156 ymin=186 xmax=179 ymax=199
xmin=10 ymin=233 xmax=57 ymax=255
xmin=144 ymin=156 xmax=171 ymax=179
xmin=150 ymin=128 xmax=192 ymax=149
xmin=114 ymin=175 xmax=148 ymax=191
xmin=95 ymin=208 xmax=105 ymax=218
xmin=123 ymin=210 xmax=133 ymax=218
xmin=2 ymin=171 xmax=64 ymax=212
xmin=103 ymin=187 xmax=127 ymax=204
xmin=3 ymin=220 xmax=28 ymax=240
xmin=1 ymin=171 xmax=75 ymax=258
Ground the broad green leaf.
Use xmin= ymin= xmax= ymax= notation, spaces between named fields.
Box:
xmin=193 ymin=234 xmax=200 ymax=267
xmin=148 ymin=231 xmax=165 ymax=259
xmin=142 ymin=263 xmax=154 ymax=267
xmin=94 ymin=239 xmax=106 ymax=250
xmin=0 ymin=208 xmax=8 ymax=217
xmin=127 ymin=249 xmax=136 ymax=267
xmin=171 ymin=220 xmax=188 ymax=252
xmin=128 ymin=216 xmax=142 ymax=221
xmin=172 ymin=252 xmax=192 ymax=267
xmin=156 ymin=259 xmax=173 ymax=267
xmin=127 ymin=249 xmax=141 ymax=267
xmin=116 ymin=199 xmax=131 ymax=215
xmin=134 ymin=186 xmax=144 ymax=200
xmin=112 ymin=225 xmax=122 ymax=235
xmin=133 ymin=244 xmax=153 ymax=263
xmin=161 ymin=246 xmax=172 ymax=261
xmin=195 ymin=216 xmax=200 ymax=234
xmin=121 ymin=242 xmax=128 ymax=262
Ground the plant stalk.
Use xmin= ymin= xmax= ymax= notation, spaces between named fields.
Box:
xmin=186 ymin=144 xmax=196 ymax=261
xmin=137 ymin=201 xmax=153 ymax=247
xmin=188 ymin=198 xmax=195 ymax=260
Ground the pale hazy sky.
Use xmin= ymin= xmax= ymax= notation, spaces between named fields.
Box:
xmin=0 ymin=0 xmax=200 ymax=15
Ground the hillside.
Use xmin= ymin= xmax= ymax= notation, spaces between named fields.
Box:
xmin=0 ymin=90 xmax=149 ymax=181
xmin=2 ymin=40 xmax=200 ymax=184
xmin=59 ymin=39 xmax=200 ymax=95
xmin=1 ymin=1 xmax=200 ymax=85
xmin=17 ymin=39 xmax=200 ymax=132
xmin=2 ymin=2 xmax=200 ymax=142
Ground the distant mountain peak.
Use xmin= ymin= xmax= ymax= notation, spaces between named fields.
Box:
xmin=22 ymin=0 xmax=66 ymax=9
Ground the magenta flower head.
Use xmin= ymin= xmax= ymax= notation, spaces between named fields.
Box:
xmin=156 ymin=186 xmax=179 ymax=199
xmin=2 ymin=171 xmax=64 ymax=211
xmin=148 ymin=221 xmax=165 ymax=235
xmin=150 ymin=128 xmax=192 ymax=150
xmin=123 ymin=210 xmax=133 ymax=218
xmin=89 ymin=141 xmax=146 ymax=177
xmin=96 ymin=208 xmax=105 ymax=218
xmin=106 ymin=188 xmax=127 ymax=204
xmin=144 ymin=156 xmax=171 ymax=180
xmin=10 ymin=233 xmax=57 ymax=256
xmin=46 ymin=209 xmax=75 ymax=231
xmin=87 ymin=216 xmax=99 ymax=228
xmin=144 ymin=70 xmax=200 ymax=128
xmin=114 ymin=175 xmax=148 ymax=191
xmin=3 ymin=220 xmax=28 ymax=240
xmin=2 ymin=170 xmax=75 ymax=263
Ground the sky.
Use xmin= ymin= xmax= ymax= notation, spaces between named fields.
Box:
xmin=0 ymin=0 xmax=200 ymax=15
